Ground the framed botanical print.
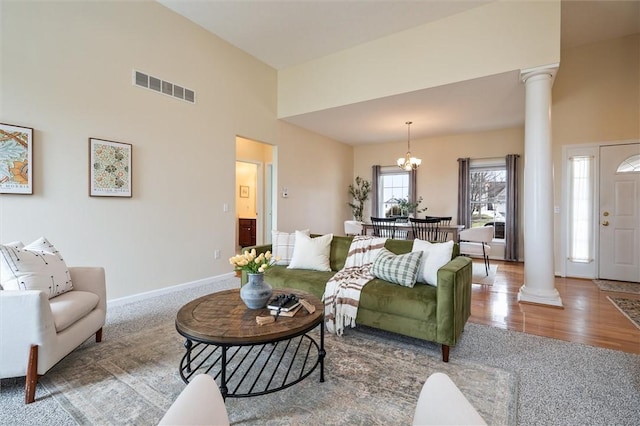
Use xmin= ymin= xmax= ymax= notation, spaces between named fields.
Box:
xmin=0 ymin=122 xmax=33 ymax=194
xmin=89 ymin=138 xmax=132 ymax=197
xmin=240 ymin=185 xmax=249 ymax=198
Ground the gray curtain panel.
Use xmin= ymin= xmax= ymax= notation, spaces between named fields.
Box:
xmin=457 ymin=158 xmax=470 ymax=229
xmin=410 ymin=169 xmax=417 ymax=206
xmin=505 ymin=154 xmax=520 ymax=261
xmin=371 ymin=165 xmax=381 ymax=218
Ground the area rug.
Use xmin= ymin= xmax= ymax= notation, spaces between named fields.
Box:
xmin=40 ymin=321 xmax=516 ymax=425
xmin=472 ymin=262 xmax=498 ymax=285
xmin=607 ymin=296 xmax=640 ymax=329
xmin=594 ymin=279 xmax=640 ymax=295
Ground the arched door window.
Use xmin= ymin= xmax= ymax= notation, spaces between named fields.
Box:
xmin=616 ymin=154 xmax=640 ymax=173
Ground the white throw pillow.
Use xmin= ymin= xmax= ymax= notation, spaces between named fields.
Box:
xmin=412 ymin=239 xmax=454 ymax=286
xmin=5 ymin=241 xmax=24 ymax=249
xmin=1 ymin=241 xmax=24 ymax=288
xmin=0 ymin=237 xmax=73 ymax=298
xmin=288 ymin=232 xmax=333 ymax=272
xmin=271 ymin=229 xmax=310 ymax=265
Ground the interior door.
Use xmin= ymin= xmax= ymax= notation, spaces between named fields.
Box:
xmin=599 ymin=143 xmax=640 ymax=282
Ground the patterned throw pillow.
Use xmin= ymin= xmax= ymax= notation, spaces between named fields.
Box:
xmin=0 ymin=237 xmax=73 ymax=298
xmin=371 ymin=248 xmax=423 ymax=288
xmin=271 ymin=229 xmax=310 ymax=265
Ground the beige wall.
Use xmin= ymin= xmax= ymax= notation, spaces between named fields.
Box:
xmin=276 ymin=123 xmax=353 ymax=234
xmin=278 ymin=0 xmax=560 ymax=117
xmin=551 ymin=34 xmax=640 ymax=272
xmin=0 ymin=1 xmax=352 ymax=299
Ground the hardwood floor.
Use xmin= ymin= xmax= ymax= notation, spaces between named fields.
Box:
xmin=469 ymin=260 xmax=640 ymax=355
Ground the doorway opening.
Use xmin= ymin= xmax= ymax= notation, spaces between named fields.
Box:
xmin=235 ymin=137 xmax=276 ymax=252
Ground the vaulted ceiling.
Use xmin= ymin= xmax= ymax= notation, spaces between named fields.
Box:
xmin=157 ymin=0 xmax=640 ymax=145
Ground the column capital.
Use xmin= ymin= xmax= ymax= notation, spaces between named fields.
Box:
xmin=520 ymin=63 xmax=559 ymax=83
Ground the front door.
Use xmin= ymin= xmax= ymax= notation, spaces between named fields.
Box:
xmin=599 ymin=143 xmax=640 ymax=282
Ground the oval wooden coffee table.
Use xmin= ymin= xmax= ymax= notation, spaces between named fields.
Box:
xmin=175 ymin=287 xmax=325 ymax=399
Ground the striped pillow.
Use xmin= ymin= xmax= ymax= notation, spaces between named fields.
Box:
xmin=371 ymin=248 xmax=423 ymax=288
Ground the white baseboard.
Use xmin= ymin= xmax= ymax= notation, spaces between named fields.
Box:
xmin=107 ymin=272 xmax=237 ymax=308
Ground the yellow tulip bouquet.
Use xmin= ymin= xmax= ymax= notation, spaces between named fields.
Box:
xmin=229 ymin=249 xmax=280 ymax=274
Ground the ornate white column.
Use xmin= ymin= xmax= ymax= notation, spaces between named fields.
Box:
xmin=518 ymin=64 xmax=563 ymax=307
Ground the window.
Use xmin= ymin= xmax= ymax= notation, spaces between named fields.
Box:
xmin=376 ymin=167 xmax=410 ymax=217
xmin=469 ymin=160 xmax=506 ymax=239
xmin=616 ymin=154 xmax=640 ymax=173
xmin=568 ymin=155 xmax=594 ymax=263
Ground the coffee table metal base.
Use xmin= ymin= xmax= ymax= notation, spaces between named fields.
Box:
xmin=179 ymin=325 xmax=325 ymax=399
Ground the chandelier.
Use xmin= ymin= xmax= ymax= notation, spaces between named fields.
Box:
xmin=397 ymin=121 xmax=421 ymax=171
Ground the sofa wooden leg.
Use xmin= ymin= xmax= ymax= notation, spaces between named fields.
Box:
xmin=441 ymin=344 xmax=450 ymax=362
xmin=25 ymin=345 xmax=38 ymax=404
xmin=96 ymin=327 xmax=103 ymax=343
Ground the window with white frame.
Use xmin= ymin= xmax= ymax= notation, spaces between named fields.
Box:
xmin=568 ymin=155 xmax=594 ymax=263
xmin=469 ymin=160 xmax=507 ymax=239
xmin=377 ymin=167 xmax=410 ymax=217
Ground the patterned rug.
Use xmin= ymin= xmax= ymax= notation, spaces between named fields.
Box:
xmin=472 ymin=262 xmax=498 ymax=285
xmin=593 ymin=279 xmax=640 ymax=295
xmin=607 ymin=296 xmax=640 ymax=329
xmin=40 ymin=321 xmax=516 ymax=425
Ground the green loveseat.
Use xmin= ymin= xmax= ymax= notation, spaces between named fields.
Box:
xmin=242 ymin=235 xmax=473 ymax=362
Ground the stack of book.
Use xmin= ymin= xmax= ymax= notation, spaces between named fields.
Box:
xmin=267 ymin=296 xmax=302 ymax=317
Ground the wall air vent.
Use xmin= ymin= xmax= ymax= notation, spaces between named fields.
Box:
xmin=132 ymin=70 xmax=195 ymax=104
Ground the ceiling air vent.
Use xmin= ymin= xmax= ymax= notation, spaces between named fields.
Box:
xmin=132 ymin=70 xmax=195 ymax=104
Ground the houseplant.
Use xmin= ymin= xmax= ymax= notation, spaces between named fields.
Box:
xmin=229 ymin=249 xmax=280 ymax=308
xmin=348 ymin=176 xmax=371 ymax=222
xmin=386 ymin=196 xmax=428 ymax=218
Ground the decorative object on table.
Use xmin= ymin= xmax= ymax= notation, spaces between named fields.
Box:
xmin=386 ymin=196 xmax=428 ymax=218
xmin=348 ymin=175 xmax=371 ymax=222
xmin=267 ymin=293 xmax=300 ymax=311
xmin=256 ymin=315 xmax=275 ymax=325
xmin=299 ymin=299 xmax=316 ymax=314
xmin=270 ymin=304 xmax=302 ymax=318
xmin=268 ymin=293 xmax=301 ymax=319
xmin=0 ymin=122 xmax=33 ymax=195
xmin=239 ymin=185 xmax=249 ymax=198
xmin=397 ymin=121 xmax=421 ymax=171
xmin=241 ymin=273 xmax=273 ymax=309
xmin=89 ymin=138 xmax=132 ymax=197
xmin=229 ymin=249 xmax=280 ymax=309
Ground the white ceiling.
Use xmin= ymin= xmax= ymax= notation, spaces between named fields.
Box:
xmin=158 ymin=0 xmax=640 ymax=145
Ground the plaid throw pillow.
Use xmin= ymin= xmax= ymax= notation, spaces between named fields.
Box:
xmin=371 ymin=248 xmax=423 ymax=288
xmin=271 ymin=229 xmax=309 ymax=265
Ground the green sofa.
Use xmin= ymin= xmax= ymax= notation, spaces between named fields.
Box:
xmin=242 ymin=235 xmax=473 ymax=362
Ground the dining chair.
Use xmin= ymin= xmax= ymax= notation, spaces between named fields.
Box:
xmin=425 ymin=216 xmax=452 ymax=242
xmin=409 ymin=217 xmax=441 ymax=241
xmin=370 ymin=217 xmax=397 ymax=239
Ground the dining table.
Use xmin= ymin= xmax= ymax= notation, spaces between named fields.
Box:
xmin=360 ymin=222 xmax=465 ymax=242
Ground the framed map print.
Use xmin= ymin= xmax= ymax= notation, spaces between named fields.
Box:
xmin=0 ymin=123 xmax=33 ymax=194
xmin=89 ymin=138 xmax=132 ymax=197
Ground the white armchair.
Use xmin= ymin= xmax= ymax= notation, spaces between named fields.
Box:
xmin=413 ymin=372 xmax=486 ymax=425
xmin=159 ymin=374 xmax=230 ymax=425
xmin=344 ymin=220 xmax=363 ymax=236
xmin=0 ymin=267 xmax=106 ymax=403
xmin=458 ymin=226 xmax=494 ymax=275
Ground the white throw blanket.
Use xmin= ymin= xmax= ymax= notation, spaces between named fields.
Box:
xmin=323 ymin=235 xmax=387 ymax=336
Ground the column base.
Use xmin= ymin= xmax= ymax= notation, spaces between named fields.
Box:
xmin=517 ymin=285 xmax=563 ymax=307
